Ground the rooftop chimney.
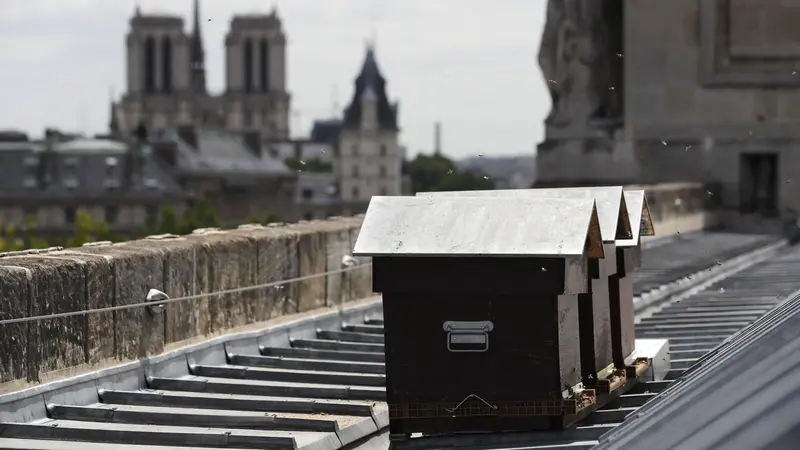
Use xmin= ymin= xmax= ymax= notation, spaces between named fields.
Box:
xmin=177 ymin=125 xmax=198 ymax=150
xmin=152 ymin=141 xmax=179 ymax=167
xmin=243 ymin=131 xmax=262 ymax=158
xmin=39 ymin=129 xmax=59 ymax=189
xmin=434 ymin=122 xmax=441 ymax=155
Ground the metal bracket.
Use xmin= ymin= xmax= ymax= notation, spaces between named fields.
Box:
xmin=443 ymin=320 xmax=494 ymax=353
xmin=146 ymin=289 xmax=169 ymax=315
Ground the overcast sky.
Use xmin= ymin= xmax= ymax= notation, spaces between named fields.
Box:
xmin=0 ymin=0 xmax=550 ymax=159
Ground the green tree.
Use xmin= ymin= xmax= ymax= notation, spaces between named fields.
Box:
xmin=67 ymin=209 xmax=113 ymax=248
xmin=21 ymin=214 xmax=49 ymax=249
xmin=177 ymin=198 xmax=220 ymax=234
xmin=285 ymin=157 xmax=333 ymax=173
xmin=407 ymin=153 xmax=495 ymax=193
xmin=145 ymin=209 xmax=159 ymax=234
xmin=0 ymin=215 xmax=50 ymax=252
xmin=246 ymin=211 xmax=280 ymax=225
xmin=156 ymin=204 xmax=179 ymax=234
xmin=151 ymin=201 xmax=222 ymax=235
xmin=0 ymin=221 xmax=23 ymax=252
xmin=435 ymin=170 xmax=494 ymax=191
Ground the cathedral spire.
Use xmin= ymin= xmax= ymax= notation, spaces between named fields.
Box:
xmin=189 ymin=0 xmax=207 ymax=93
xmin=107 ymin=87 xmax=120 ymax=138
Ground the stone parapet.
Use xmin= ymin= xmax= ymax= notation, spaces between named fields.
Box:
xmin=0 ymin=217 xmax=371 ymax=387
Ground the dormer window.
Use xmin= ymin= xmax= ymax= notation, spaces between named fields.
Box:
xmin=23 ymin=155 xmax=39 ymax=167
xmin=144 ymin=177 xmax=161 ymax=189
xmin=63 ymin=177 xmax=79 ymax=189
xmin=105 ymin=156 xmax=119 ymax=167
xmin=103 ymin=178 xmax=121 ymax=190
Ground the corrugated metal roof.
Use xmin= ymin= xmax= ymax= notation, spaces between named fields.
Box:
xmin=595 ymin=248 xmax=800 ymax=450
xmin=353 ymin=196 xmax=603 ymax=258
xmin=0 ymin=232 xmax=789 ymax=450
xmin=417 ymin=186 xmax=632 ymax=242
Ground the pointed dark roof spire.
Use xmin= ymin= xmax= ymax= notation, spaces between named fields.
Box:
xmin=342 ymin=45 xmax=398 ymax=130
xmin=189 ymin=0 xmax=207 ymax=93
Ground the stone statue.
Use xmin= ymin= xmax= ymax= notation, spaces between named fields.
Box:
xmin=539 ymin=0 xmax=617 ymax=128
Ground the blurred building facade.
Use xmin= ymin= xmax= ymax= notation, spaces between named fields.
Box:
xmin=115 ymin=0 xmax=290 ymax=141
xmin=535 ymin=0 xmax=800 ymax=217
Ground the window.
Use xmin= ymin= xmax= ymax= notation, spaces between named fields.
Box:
xmin=161 ymin=36 xmax=173 ymax=93
xmin=379 ymin=165 xmax=387 ymax=177
xmin=64 ymin=207 xmax=76 ymax=225
xmin=63 ymin=177 xmax=79 ymax=189
xmin=379 ymin=186 xmax=388 ymax=196
xmin=303 ymin=212 xmax=314 ymax=221
xmin=352 ymin=165 xmax=360 ymax=177
xmin=380 ymin=145 xmax=387 ymax=157
xmin=259 ymin=39 xmax=270 ymax=92
xmin=352 ymin=186 xmax=360 ymax=200
xmin=105 ymin=206 xmax=119 ymax=224
xmin=144 ymin=36 xmax=156 ymax=93
xmin=146 ymin=205 xmax=159 ymax=219
xmin=301 ymin=188 xmax=313 ymax=199
xmin=243 ymin=109 xmax=253 ymax=128
xmin=243 ymin=38 xmax=254 ymax=93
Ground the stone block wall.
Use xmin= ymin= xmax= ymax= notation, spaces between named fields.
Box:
xmin=0 ymin=183 xmax=716 ymax=387
xmin=0 ymin=216 xmax=372 ymax=385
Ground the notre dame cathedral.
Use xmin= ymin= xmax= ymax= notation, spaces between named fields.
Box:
xmin=113 ymin=0 xmax=291 ymax=141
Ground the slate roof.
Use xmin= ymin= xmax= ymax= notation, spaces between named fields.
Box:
xmin=353 ymin=196 xmax=604 ymax=258
xmin=418 ymin=186 xmax=633 ymax=242
xmin=0 ymin=138 xmax=183 ymax=201
xmin=310 ymin=119 xmax=343 ymax=144
xmin=295 ymin=173 xmax=340 ymax=206
xmin=342 ymin=47 xmax=398 ymax=131
xmin=161 ymin=129 xmax=290 ymax=177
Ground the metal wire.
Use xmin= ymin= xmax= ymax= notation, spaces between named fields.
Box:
xmin=0 ymin=262 xmax=372 ymax=326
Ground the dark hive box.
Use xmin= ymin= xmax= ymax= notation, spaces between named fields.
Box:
xmin=612 ymin=190 xmax=655 ymax=366
xmin=353 ymin=195 xmax=606 ymax=436
xmin=420 ymin=187 xmax=634 ymax=387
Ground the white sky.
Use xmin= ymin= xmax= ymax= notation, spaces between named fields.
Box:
xmin=0 ymin=0 xmax=551 ymax=159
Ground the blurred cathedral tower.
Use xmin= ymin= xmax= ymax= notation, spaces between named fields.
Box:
xmin=114 ymin=0 xmax=291 ymax=140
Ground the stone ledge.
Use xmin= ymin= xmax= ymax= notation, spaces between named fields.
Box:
xmin=0 ymin=216 xmax=371 ymax=386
